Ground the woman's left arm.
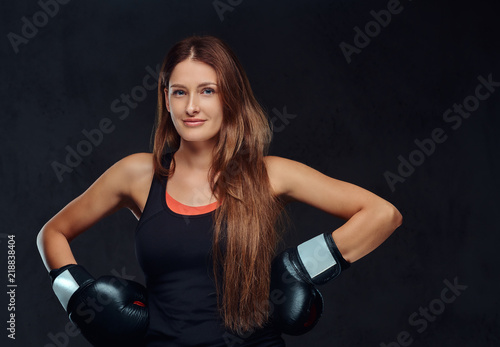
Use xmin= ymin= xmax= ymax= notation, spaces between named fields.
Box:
xmin=265 ymin=155 xmax=403 ymax=263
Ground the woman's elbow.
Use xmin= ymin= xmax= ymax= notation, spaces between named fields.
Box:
xmin=36 ymin=226 xmax=46 ymax=253
xmin=385 ymin=203 xmax=403 ymax=232
xmin=36 ymin=224 xmax=53 ymax=259
xmin=36 ymin=222 xmax=67 ymax=255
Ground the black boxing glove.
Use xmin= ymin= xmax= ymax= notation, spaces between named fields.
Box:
xmin=50 ymin=264 xmax=149 ymax=346
xmin=270 ymin=232 xmax=350 ymax=335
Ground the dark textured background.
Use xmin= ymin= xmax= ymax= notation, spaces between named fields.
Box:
xmin=1 ymin=0 xmax=499 ymax=346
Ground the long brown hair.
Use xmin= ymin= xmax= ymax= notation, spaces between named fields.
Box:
xmin=152 ymin=35 xmax=287 ymax=334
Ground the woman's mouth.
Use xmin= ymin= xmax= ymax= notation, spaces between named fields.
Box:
xmin=183 ymin=119 xmax=206 ymax=127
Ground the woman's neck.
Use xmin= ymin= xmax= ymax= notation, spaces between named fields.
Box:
xmin=174 ymin=140 xmax=215 ymax=172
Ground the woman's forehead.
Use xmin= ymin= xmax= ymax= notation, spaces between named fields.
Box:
xmin=169 ymin=59 xmax=217 ymax=87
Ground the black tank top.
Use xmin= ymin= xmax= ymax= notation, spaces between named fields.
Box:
xmin=135 ymin=152 xmax=285 ymax=346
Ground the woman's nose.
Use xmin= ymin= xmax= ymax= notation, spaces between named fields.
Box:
xmin=186 ymin=95 xmax=200 ymax=115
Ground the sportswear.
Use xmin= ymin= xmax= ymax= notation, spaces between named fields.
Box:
xmin=135 ymin=152 xmax=285 ymax=346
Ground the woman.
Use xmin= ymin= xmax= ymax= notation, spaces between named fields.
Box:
xmin=37 ymin=35 xmax=402 ymax=346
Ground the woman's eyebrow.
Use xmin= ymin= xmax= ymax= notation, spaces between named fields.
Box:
xmin=169 ymin=82 xmax=218 ymax=88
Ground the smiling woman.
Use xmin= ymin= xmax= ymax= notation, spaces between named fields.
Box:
xmin=36 ymin=34 xmax=402 ymax=346
xmin=164 ymin=59 xmax=223 ymax=144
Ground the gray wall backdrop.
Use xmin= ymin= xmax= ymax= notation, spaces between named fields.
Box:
xmin=1 ymin=0 xmax=499 ymax=346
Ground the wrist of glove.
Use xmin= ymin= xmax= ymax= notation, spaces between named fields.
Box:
xmin=50 ymin=264 xmax=149 ymax=346
xmin=294 ymin=232 xmax=350 ymax=285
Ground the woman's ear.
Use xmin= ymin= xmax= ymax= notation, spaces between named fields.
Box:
xmin=164 ymin=88 xmax=170 ymax=113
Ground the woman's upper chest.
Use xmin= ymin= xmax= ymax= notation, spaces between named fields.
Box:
xmin=166 ymin=169 xmax=218 ymax=207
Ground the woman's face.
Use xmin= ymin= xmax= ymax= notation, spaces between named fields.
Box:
xmin=165 ymin=59 xmax=223 ymax=146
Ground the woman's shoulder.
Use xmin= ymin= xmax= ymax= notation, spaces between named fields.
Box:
xmin=263 ymin=155 xmax=332 ymax=202
xmin=109 ymin=153 xmax=155 ymax=214
xmin=263 ymin=155 xmax=305 ymax=176
xmin=263 ymin=155 xmax=301 ymax=197
xmin=107 ymin=153 xmax=154 ymax=186
xmin=116 ymin=152 xmax=154 ymax=171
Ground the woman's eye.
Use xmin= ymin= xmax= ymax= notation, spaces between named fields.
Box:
xmin=202 ymin=88 xmax=215 ymax=95
xmin=172 ymin=90 xmax=185 ymax=96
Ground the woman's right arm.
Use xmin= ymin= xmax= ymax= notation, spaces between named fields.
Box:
xmin=36 ymin=153 xmax=153 ymax=271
